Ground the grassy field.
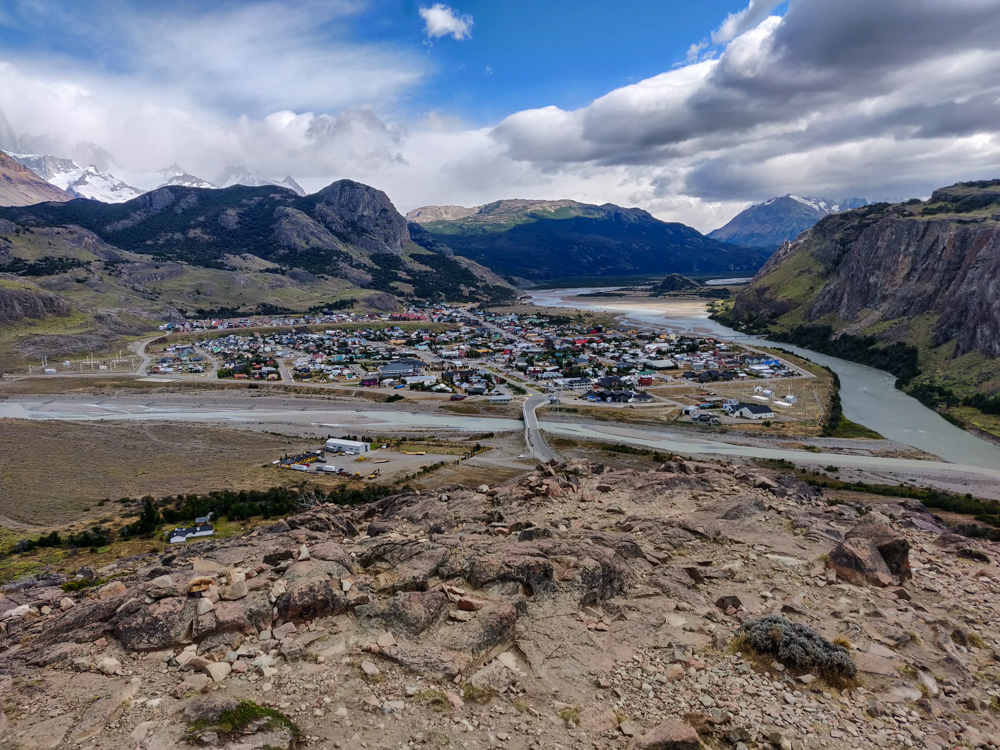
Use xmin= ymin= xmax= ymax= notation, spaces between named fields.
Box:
xmin=0 ymin=420 xmax=313 ymax=526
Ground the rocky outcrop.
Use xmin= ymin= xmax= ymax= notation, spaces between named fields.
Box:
xmin=314 ymin=180 xmax=410 ymax=254
xmin=0 ymin=283 xmax=73 ymax=324
xmin=731 ymin=182 xmax=1000 ymax=361
xmin=828 ymin=516 xmax=911 ymax=587
xmin=3 ymin=457 xmax=1000 ymax=750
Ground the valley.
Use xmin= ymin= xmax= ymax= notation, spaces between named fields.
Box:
xmin=4 ymin=5 xmax=1000 ymax=750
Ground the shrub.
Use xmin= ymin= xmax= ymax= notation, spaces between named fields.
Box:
xmin=734 ymin=615 xmax=857 ymax=685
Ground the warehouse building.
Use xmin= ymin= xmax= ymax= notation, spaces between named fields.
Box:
xmin=325 ymin=438 xmax=370 ymax=455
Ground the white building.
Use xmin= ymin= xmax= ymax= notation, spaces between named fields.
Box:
xmin=325 ymin=438 xmax=370 ymax=455
xmin=167 ymin=523 xmax=214 ymax=544
xmin=733 ymin=403 xmax=775 ymax=420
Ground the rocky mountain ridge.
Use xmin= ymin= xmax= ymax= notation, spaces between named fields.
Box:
xmin=0 ymin=178 xmax=512 ymax=364
xmin=0 ymin=457 xmax=998 ymax=750
xmin=407 ymin=198 xmax=769 ymax=282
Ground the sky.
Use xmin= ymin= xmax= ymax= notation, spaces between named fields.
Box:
xmin=2 ymin=0 xmax=1000 ymax=231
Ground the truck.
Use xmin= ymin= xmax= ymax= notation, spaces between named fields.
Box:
xmin=288 ymin=464 xmax=310 ymax=472
xmin=322 ymin=465 xmax=339 ymax=473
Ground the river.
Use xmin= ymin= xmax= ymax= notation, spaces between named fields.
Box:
xmin=529 ymin=289 xmax=1000 ymax=469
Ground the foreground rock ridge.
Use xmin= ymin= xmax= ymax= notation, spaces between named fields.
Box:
xmin=1 ymin=459 xmax=999 ymax=749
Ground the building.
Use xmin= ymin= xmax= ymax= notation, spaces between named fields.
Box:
xmin=378 ymin=359 xmax=425 ymax=379
xmin=167 ymin=523 xmax=214 ymax=544
xmin=644 ymin=359 xmax=676 ymax=370
xmin=732 ymin=403 xmax=775 ymax=420
xmin=325 ymin=438 xmax=370 ymax=455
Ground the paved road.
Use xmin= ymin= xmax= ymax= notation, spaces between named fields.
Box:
xmin=130 ymin=337 xmax=158 ymax=375
xmin=3 ymin=396 xmax=1000 ymax=491
xmin=524 ymin=393 xmax=560 ymax=463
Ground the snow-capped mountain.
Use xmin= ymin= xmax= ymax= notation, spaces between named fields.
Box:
xmin=9 ymin=152 xmax=79 ymax=181
xmin=214 ymin=166 xmax=306 ymax=196
xmin=8 ymin=152 xmax=142 ymax=203
xmin=708 ymin=194 xmax=869 ymax=249
xmin=155 ymin=164 xmax=217 ymax=189
xmin=783 ymin=195 xmax=868 ymax=214
xmin=51 ymin=165 xmax=144 ymax=203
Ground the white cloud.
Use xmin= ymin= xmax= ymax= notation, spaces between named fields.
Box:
xmin=712 ymin=0 xmax=784 ymax=44
xmin=419 ymin=3 xmax=473 ymax=41
xmin=5 ymin=0 xmax=1000 ymax=235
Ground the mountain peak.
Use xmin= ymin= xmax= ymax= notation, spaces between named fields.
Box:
xmin=709 ymin=194 xmax=869 ymax=249
xmin=214 ymin=165 xmax=304 ymax=195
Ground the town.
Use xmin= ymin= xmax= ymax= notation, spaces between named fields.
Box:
xmin=145 ymin=301 xmax=818 ymax=428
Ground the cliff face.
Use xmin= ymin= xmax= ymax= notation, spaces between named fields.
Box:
xmin=730 ymin=182 xmax=1000 ymax=361
xmin=809 ymin=217 xmax=1000 ymax=358
xmin=313 ymin=180 xmax=409 ymax=254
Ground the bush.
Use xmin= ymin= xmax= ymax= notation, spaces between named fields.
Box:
xmin=735 ymin=615 xmax=857 ymax=684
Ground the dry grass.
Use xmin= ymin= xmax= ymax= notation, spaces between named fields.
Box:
xmin=0 ymin=419 xmax=310 ymax=526
xmin=415 ymin=689 xmax=453 ymax=713
xmin=460 ymin=684 xmax=497 ymax=704
xmin=408 ymin=462 xmax=522 ymax=491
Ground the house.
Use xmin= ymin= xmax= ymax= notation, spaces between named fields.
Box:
xmin=443 ymin=369 xmax=476 ymax=385
xmin=167 ymin=523 xmax=214 ymax=544
xmin=732 ymin=403 xmax=775 ymax=420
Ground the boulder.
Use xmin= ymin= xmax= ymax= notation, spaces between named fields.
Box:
xmin=113 ymin=596 xmax=198 ymax=651
xmin=277 ymin=578 xmax=346 ymax=622
xmin=97 ymin=581 xmax=127 ymax=599
xmin=380 ymin=643 xmax=469 ymax=679
xmin=829 ymin=538 xmax=895 ymax=587
xmin=218 ymin=579 xmax=248 ymax=600
xmin=846 ymin=519 xmax=911 ymax=580
xmin=629 ymin=720 xmax=701 ymax=750
xmin=382 ymin=591 xmax=448 ymax=637
xmin=464 ymin=548 xmax=554 ymax=593
xmin=37 ymin=595 xmax=123 ymax=645
xmin=96 ymin=657 xmax=121 ymax=675
xmin=204 ymin=662 xmax=232 ymax=683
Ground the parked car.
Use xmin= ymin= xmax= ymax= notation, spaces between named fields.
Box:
xmin=450 ymin=394 xmax=466 ymax=401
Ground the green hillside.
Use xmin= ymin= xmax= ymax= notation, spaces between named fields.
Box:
xmin=407 ymin=199 xmax=770 ymax=282
xmin=0 ymin=180 xmax=514 ymax=367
